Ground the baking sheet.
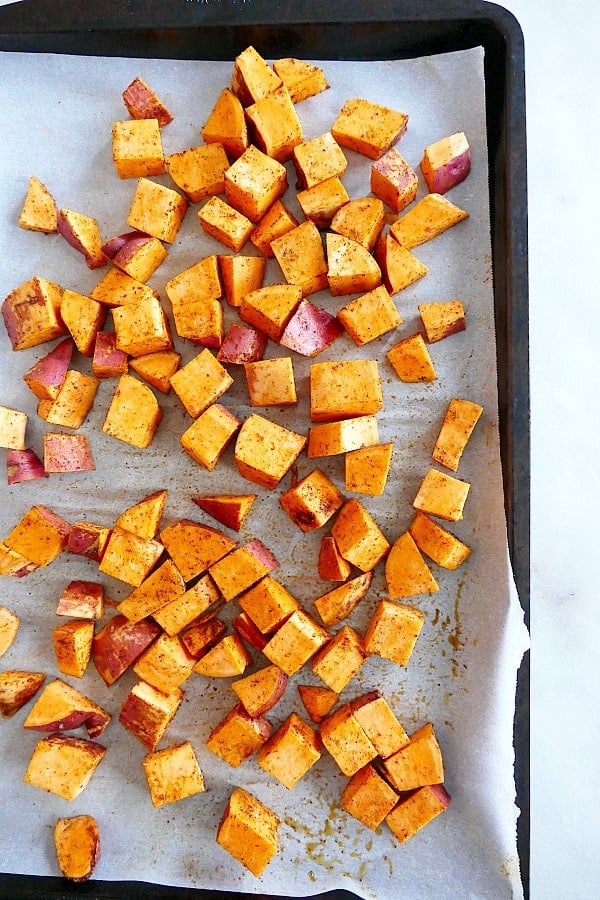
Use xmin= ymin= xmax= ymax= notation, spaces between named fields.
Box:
xmin=0 ymin=47 xmax=529 ymax=898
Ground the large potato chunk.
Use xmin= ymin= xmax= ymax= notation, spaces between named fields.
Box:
xmin=4 ymin=504 xmax=70 ymax=567
xmin=331 ymin=98 xmax=408 ymax=159
xmin=2 ymin=277 xmax=65 ymax=351
xmin=309 ymin=359 xmax=383 ymax=422
xmin=234 ymin=413 xmax=306 ymax=490
xmin=216 ymin=787 xmax=280 ymax=877
xmin=54 ymin=815 xmax=101 ymax=881
xmin=102 ymin=374 xmax=162 ymax=449
xmin=143 ymin=741 xmax=205 ymax=807
xmin=257 ymin=712 xmax=321 ymax=788
xmin=24 ymin=733 xmax=106 ymax=800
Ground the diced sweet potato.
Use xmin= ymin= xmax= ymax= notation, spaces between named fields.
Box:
xmin=192 ymin=634 xmax=252 ymax=678
xmin=216 ymin=787 xmax=280 ymax=877
xmin=206 ymin=704 xmax=272 ymax=767
xmin=412 ymin=468 xmax=471 ymax=522
xmin=0 ymin=670 xmax=45 ymax=717
xmin=24 ymin=678 xmax=110 ymax=738
xmin=234 ymin=413 xmax=306 ymax=490
xmin=98 ymin=525 xmax=163 ymax=587
xmin=375 ymin=234 xmax=428 ymax=294
xmin=239 ymin=283 xmax=303 ymax=342
xmin=102 ymin=373 xmax=162 ymax=449
xmin=0 ymin=541 xmax=38 ymax=578
xmin=231 ymin=45 xmax=281 ymax=105
xmin=297 ymin=177 xmax=349 ymax=229
xmin=431 ymin=397 xmax=483 ymax=471
xmin=208 ymin=540 xmax=278 ymax=602
xmin=311 ymin=625 xmax=365 ymax=693
xmin=386 ymin=333 xmax=437 ymax=383
xmin=56 ymin=580 xmax=104 ymax=620
xmin=382 ymin=722 xmax=445 ymax=792
xmin=331 ymin=98 xmax=408 ymax=159
xmin=91 ymin=268 xmax=159 ymax=307
xmin=319 ymin=702 xmax=377 ymax=776
xmin=113 ymin=295 xmax=172 ymax=357
xmin=326 ymin=232 xmax=382 ymax=296
xmin=92 ymin=614 xmax=161 ymax=685
xmin=385 ymin=532 xmax=439 ymax=599
xmin=370 ymin=149 xmax=418 ymax=213
xmin=293 ymin=131 xmax=347 ymax=190
xmin=217 ymin=323 xmax=267 ymax=364
xmin=169 ymin=349 xmax=233 ymax=419
xmin=250 ymin=200 xmax=298 ymax=257
xmin=4 ymin=504 xmax=70 ymax=567
xmin=271 ymin=220 xmax=329 ymax=296
xmin=60 ymin=289 xmax=106 ymax=357
xmin=67 ymin=523 xmax=111 ymax=563
xmin=117 ymin=559 xmax=186 ymax=624
xmin=57 ymin=209 xmax=106 ymax=269
xmin=165 ymin=143 xmax=230 ymax=202
xmin=198 ymin=196 xmax=254 ymax=252
xmin=114 ymin=490 xmax=167 ymax=540
xmin=133 ymin=633 xmax=195 ymax=694
xmin=23 ymin=337 xmax=73 ymax=400
xmin=330 ymin=196 xmax=386 ymax=251
xmin=0 ymin=405 xmax=27 ymax=450
xmin=244 ymin=357 xmax=297 ymax=407
xmin=103 ymin=232 xmax=167 ymax=283
xmin=390 ymin=193 xmax=469 ymax=249
xmin=310 ymin=359 xmax=383 ymax=422
xmin=421 ymin=131 xmax=471 ymax=194
xmin=330 ymin=498 xmax=389 ymax=572
xmin=54 ymin=814 xmax=101 ymax=882
xmin=179 ymin=615 xmax=226 ymax=658
xmin=246 ymin=84 xmax=303 ymax=162
xmin=279 ymin=468 xmax=344 ymax=532
xmin=408 ymin=511 xmax=472 ymax=570
xmin=224 ymin=144 xmax=288 ymax=222
xmin=192 ymin=494 xmax=257 ymax=533
xmin=350 ymin=692 xmax=410 ymax=759
xmin=155 ymin=575 xmax=221 ymax=637
xmin=143 ymin=741 xmax=205 ymax=807
xmin=2 ymin=277 xmax=66 ymax=351
xmin=231 ymin=664 xmax=288 ymax=717
xmin=127 ymin=177 xmax=188 ymax=243
xmin=129 ymin=350 xmax=180 ymax=393
xmin=44 ymin=371 xmax=99 ymax=428
xmin=160 ymin=519 xmax=235 ymax=582
xmin=238 ymin=576 xmax=300 ymax=635
xmin=0 ymin=605 xmax=20 ymax=657
xmin=345 ymin=442 xmax=394 ymax=496
xmin=201 ymin=88 xmax=249 ymax=158
xmin=7 ymin=449 xmax=46 ymax=484
xmin=181 ymin=403 xmax=241 ymax=471
xmin=112 ymin=118 xmax=165 ymax=179
xmin=307 ymin=415 xmax=380 ymax=458
xmin=24 ymin=733 xmax=106 ymax=800
xmin=262 ymin=609 xmax=329 ymax=676
xmin=257 ymin=712 xmax=321 ymax=788
xmin=364 ymin=599 xmax=424 ymax=667
xmin=418 ymin=300 xmax=466 ymax=343
xmin=337 ymin=284 xmax=401 ymax=346
xmin=314 ymin=571 xmax=373 ymax=627
xmin=386 ymin=783 xmax=451 ymax=843
xmin=92 ymin=332 xmax=129 ymax=378
xmin=297 ymin=684 xmax=339 ymax=724
xmin=119 ymin=680 xmax=184 ymax=750
xmin=53 ymin=620 xmax=94 ymax=679
xmin=317 ymin=535 xmax=352 ymax=582
xmin=122 ymin=76 xmax=173 ymax=125
xmin=219 ymin=255 xmax=267 ymax=308
xmin=279 ymin=298 xmax=344 ymax=358
xmin=341 ymin=763 xmax=399 ymax=830
xmin=19 ymin=176 xmax=58 ymax=233
xmin=273 ymin=57 xmax=329 ymax=103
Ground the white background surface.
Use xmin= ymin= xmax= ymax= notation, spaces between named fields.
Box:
xmin=0 ymin=0 xmax=598 ymax=897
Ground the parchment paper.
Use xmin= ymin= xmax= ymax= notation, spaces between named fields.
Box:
xmin=0 ymin=47 xmax=529 ymax=898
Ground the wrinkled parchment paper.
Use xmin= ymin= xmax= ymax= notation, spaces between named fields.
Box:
xmin=0 ymin=47 xmax=529 ymax=898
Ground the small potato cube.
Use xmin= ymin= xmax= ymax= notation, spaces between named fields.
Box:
xmin=224 ymin=145 xmax=288 ymax=222
xmin=206 ymin=705 xmax=272 ymax=768
xmin=0 ymin=542 xmax=38 ymax=578
xmin=345 ymin=442 xmax=394 ymax=496
xmin=326 ymin=232 xmax=382 ymax=297
xmin=319 ymin=703 xmax=377 ymax=776
xmin=219 ymin=254 xmax=266 ymax=307
xmin=246 ymin=84 xmax=303 ymax=162
xmin=0 ymin=606 xmax=20 ymax=657
xmin=330 ymin=196 xmax=386 ymax=251
xmin=310 ymin=359 xmax=382 ymax=422
xmin=2 ymin=276 xmax=65 ymax=351
xmin=192 ymin=634 xmax=252 ymax=678
xmin=115 ymin=489 xmax=167 ymax=540
xmin=390 ymin=193 xmax=469 ymax=250
xmin=216 ymin=787 xmax=280 ymax=877
xmin=412 ymin=468 xmax=471 ymax=522
xmin=112 ymin=119 xmax=165 ymax=179
xmin=382 ymin=722 xmax=445 ymax=792
xmin=143 ymin=741 xmax=205 ymax=807
xmin=231 ymin=665 xmax=288 ymax=717
xmin=258 ymin=713 xmax=321 ymax=788
xmin=0 ymin=405 xmax=27 ymax=450
xmin=375 ymin=235 xmax=428 ymax=294
xmin=271 ymin=220 xmax=329 ymax=296
xmin=122 ymin=76 xmax=173 ymax=125
xmin=387 ymin=333 xmax=437 ymax=383
xmin=364 ymin=599 xmax=424 ymax=667
xmin=7 ymin=448 xmax=46 ymax=485
xmin=60 ymin=289 xmax=106 ymax=357
xmin=245 ymin=357 xmax=297 ymax=407
xmin=239 ymin=283 xmax=302 ymax=341
xmin=234 ymin=413 xmax=306 ymax=490
xmin=113 ymin=295 xmax=172 ymax=358
xmin=0 ymin=670 xmax=45 ymax=717
xmin=307 ymin=415 xmax=380 ymax=458
xmin=314 ymin=571 xmax=373 ymax=627
xmin=331 ymin=98 xmax=408 ymax=160
xmin=350 ymin=692 xmax=410 ymax=759
xmin=418 ymin=300 xmax=466 ymax=343
xmin=250 ymin=200 xmax=298 ymax=257
xmin=165 ymin=255 xmax=223 ymax=343
xmin=231 ymin=45 xmax=282 ymax=106
xmin=421 ymin=131 xmax=471 ymax=194
xmin=67 ymin=523 xmax=111 ymax=562
xmin=57 ymin=209 xmax=106 ymax=269
xmin=180 ymin=616 xmax=227 ymax=658
xmin=127 ymin=177 xmax=188 ymax=243
xmin=170 ymin=349 xmax=233 ymax=419
xmin=90 ymin=268 xmax=158 ymax=308
xmin=44 ymin=370 xmax=99 ymax=428
xmin=217 ymin=323 xmax=267 ymax=364
xmin=385 ymin=532 xmax=439 ymax=599
xmin=318 ymin=536 xmax=352 ymax=582
xmin=160 ymin=519 xmax=235 ymax=582
xmin=4 ymin=505 xmax=70 ymax=567
xmin=117 ymin=559 xmax=186 ymax=623
xmin=311 ymin=625 xmax=365 ymax=693
xmin=279 ymin=468 xmax=344 ymax=533
xmin=331 ymin=499 xmax=390 ymax=572
xmin=297 ymin=177 xmax=349 ymax=229
xmin=408 ymin=511 xmax=472 ymax=570
xmin=22 ymin=337 xmax=73 ymax=401
xmin=18 ymin=176 xmax=58 ymax=233
xmin=341 ymin=764 xmax=399 ymax=830
xmin=192 ymin=494 xmax=257 ymax=532
xmin=181 ymin=403 xmax=241 ymax=471
xmin=262 ymin=609 xmax=330 ymax=676
xmin=198 ymin=196 xmax=254 ymax=252
xmin=92 ymin=615 xmax=161 ymax=686
xmin=129 ymin=350 xmax=180 ymax=393
xmin=297 ymin=684 xmax=339 ymax=724
xmin=337 ymin=284 xmax=401 ymax=346
xmin=292 ymin=132 xmax=347 ymax=189
xmin=43 ymin=434 xmax=95 ymax=474
xmin=273 ymin=57 xmax=329 ymax=103
xmin=53 ymin=620 xmax=94 ymax=679
xmin=432 ymin=397 xmax=483 ymax=471
xmin=153 ymin=574 xmax=221 ymax=636
xmin=279 ymin=298 xmax=344 ymax=358
xmin=133 ymin=633 xmax=195 ymax=694
xmin=98 ymin=525 xmax=164 ymax=587
xmin=107 ymin=233 xmax=167 ymax=283
xmin=165 ymin=143 xmax=230 ymax=202
xmin=24 ymin=733 xmax=106 ymax=800
xmin=386 ymin=784 xmax=451 ymax=844
xmin=201 ymin=88 xmax=249 ymax=158
xmin=119 ymin=680 xmax=184 ymax=750
xmin=209 ymin=540 xmax=278 ymax=601
xmin=56 ymin=580 xmax=104 ymax=620
xmin=102 ymin=373 xmax=162 ymax=449
xmin=238 ymin=576 xmax=300 ymax=635
xmin=370 ymin=148 xmax=418 ymax=213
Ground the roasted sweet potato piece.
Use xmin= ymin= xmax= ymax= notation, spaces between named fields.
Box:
xmin=54 ymin=815 xmax=101 ymax=881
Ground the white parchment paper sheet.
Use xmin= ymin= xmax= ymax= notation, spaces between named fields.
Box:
xmin=0 ymin=47 xmax=529 ymax=898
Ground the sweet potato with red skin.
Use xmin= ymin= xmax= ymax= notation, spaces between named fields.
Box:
xmin=67 ymin=523 xmax=111 ymax=562
xmin=119 ymin=680 xmax=184 ymax=750
xmin=192 ymin=494 xmax=257 ymax=532
xmin=103 ymin=232 xmax=167 ymax=282
xmin=56 ymin=580 xmax=104 ymax=619
xmin=279 ymin=299 xmax=343 ymax=358
xmin=180 ymin=616 xmax=227 ymax=658
xmin=206 ymin=704 xmax=273 ymax=768
xmin=122 ymin=76 xmax=173 ymax=125
xmin=92 ymin=332 xmax=128 ymax=378
xmin=23 ymin=678 xmax=110 ymax=738
xmin=7 ymin=449 xmax=47 ymax=484
xmin=232 ymin=612 xmax=268 ymax=652
xmin=57 ymin=209 xmax=106 ymax=269
xmin=420 ymin=132 xmax=471 ymax=194
xmin=231 ymin=664 xmax=288 ymax=717
xmin=386 ymin=783 xmax=451 ymax=844
xmin=24 ymin=733 xmax=106 ymax=801
xmin=23 ymin=337 xmax=73 ymax=400
xmin=54 ymin=815 xmax=101 ymax=881
xmin=2 ymin=277 xmax=66 ymax=351
xmin=0 ymin=671 xmax=45 ymax=718
xmin=44 ymin=434 xmax=95 ymax=474
xmin=4 ymin=504 xmax=70 ymax=568
xmin=93 ymin=614 xmax=161 ymax=685
xmin=0 ymin=542 xmax=39 ymax=578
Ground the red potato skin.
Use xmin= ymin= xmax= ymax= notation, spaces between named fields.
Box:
xmin=425 ymin=149 xmax=471 ymax=195
xmin=246 ymin=539 xmax=279 ymax=572
xmin=57 ymin=211 xmax=106 ymax=270
xmin=237 ymin=668 xmax=288 ymax=716
xmin=7 ymin=449 xmax=47 ymax=484
xmin=0 ymin=672 xmax=46 ymax=717
xmin=92 ymin=332 xmax=128 ymax=378
xmin=232 ymin=612 xmax=268 ymax=652
xmin=67 ymin=524 xmax=110 ymax=562
xmin=101 ymin=231 xmax=141 ymax=259
xmin=23 ymin=337 xmax=74 ymax=398
xmin=217 ymin=324 xmax=268 ymax=364
xmin=24 ymin=709 xmax=109 ymax=739
xmin=123 ymin=77 xmax=173 ymax=126
xmin=279 ymin=299 xmax=344 ymax=357
xmin=93 ymin=614 xmax=161 ymax=685
xmin=44 ymin=435 xmax=95 ymax=473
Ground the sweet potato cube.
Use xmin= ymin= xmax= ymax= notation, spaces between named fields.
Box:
xmin=341 ymin=764 xmax=399 ymax=830
xmin=297 ymin=684 xmax=339 ymax=723
xmin=238 ymin=576 xmax=300 ymax=636
xmin=326 ymin=232 xmax=382 ymax=296
xmin=370 ymin=149 xmax=418 ymax=213
xmin=0 ymin=405 xmax=27 ymax=450
xmin=387 ymin=333 xmax=437 ymax=383
xmin=245 ymin=356 xmax=297 ymax=407
xmin=170 ymin=349 xmax=233 ymax=419
xmin=102 ymin=374 xmax=162 ymax=448
xmin=206 ymin=705 xmax=272 ymax=768
xmin=273 ymin=57 xmax=329 ymax=103
xmin=106 ymin=233 xmax=167 ymax=283
xmin=310 ymin=359 xmax=382 ymax=423
xmin=2 ymin=276 xmax=66 ymax=351
xmin=143 ymin=741 xmax=205 ymax=807
xmin=320 ymin=703 xmax=377 ymax=776
xmin=115 ymin=490 xmax=167 ymax=540
xmin=0 ymin=606 xmax=20 ymax=656
xmin=234 ymin=413 xmax=306 ymax=490
xmin=57 ymin=208 xmax=107 ymax=269
xmin=231 ymin=664 xmax=288 ymax=717
xmin=297 ymin=177 xmax=350 ymax=230
xmin=314 ymin=572 xmax=373 ymax=627
xmin=133 ymin=633 xmax=195 ymax=693
xmin=98 ymin=525 xmax=163 ymax=587
xmin=224 ymin=145 xmax=288 ymax=223
xmin=217 ymin=324 xmax=267 ymax=367
xmin=0 ymin=542 xmax=38 ymax=578
xmin=165 ymin=251 xmax=223 ymax=323
xmin=345 ymin=442 xmax=394 ymax=496
xmin=432 ymin=397 xmax=483 ymax=471
xmin=113 ymin=295 xmax=172 ymax=357
xmin=22 ymin=677 xmax=110 ymax=737
xmin=112 ymin=118 xmax=165 ymax=179
xmin=233 ymin=611 xmax=265 ymax=650
xmin=279 ymin=468 xmax=344 ymax=533
xmin=92 ymin=615 xmax=161 ymax=685
xmin=385 ymin=532 xmax=439 ymax=599
xmin=117 ymin=559 xmax=186 ymax=623
xmin=0 ymin=670 xmax=45 ymax=717
xmin=279 ymin=299 xmax=344 ymax=358
xmin=43 ymin=434 xmax=95 ymax=474
xmin=421 ymin=131 xmax=471 ymax=194
xmin=4 ymin=505 xmax=70 ymax=567
xmin=193 ymin=634 xmax=252 ymax=677
xmin=19 ymin=176 xmax=58 ymax=233
xmin=337 ymin=284 xmax=401 ymax=346
xmin=6 ymin=448 xmax=46 ymax=485
xmin=192 ymin=494 xmax=257 ymax=533
xmin=60 ymin=289 xmax=106 ymax=357
xmin=160 ymin=519 xmax=236 ymax=582
xmin=122 ymin=75 xmax=172 ymax=125
xmin=56 ymin=580 xmax=104 ymax=620
xmin=67 ymin=523 xmax=110 ymax=563
xmin=271 ymin=220 xmax=329 ymax=296
xmin=258 ymin=713 xmax=321 ymax=788
xmin=391 ymin=193 xmax=469 ymax=250
xmin=119 ymin=680 xmax=184 ymax=750
xmin=262 ymin=609 xmax=329 ymax=676
xmin=22 ymin=337 xmax=73 ymax=400
xmin=240 ymin=283 xmax=302 ymax=342
xmin=364 ymin=599 xmax=424 ymax=666
xmin=331 ymin=98 xmax=408 ymax=160
xmin=307 ymin=415 xmax=380 ymax=458
xmin=318 ymin=536 xmax=352 ymax=582
xmin=331 ymin=499 xmax=389 ymax=572
xmin=209 ymin=540 xmax=277 ymax=601
xmin=386 ymin=783 xmax=451 ymax=843
xmin=216 ymin=787 xmax=280 ymax=877
xmin=382 ymin=722 xmax=445 ymax=792
xmin=408 ymin=511 xmax=472 ymax=570
xmin=128 ymin=351 xmax=179 ymax=393
xmin=418 ymin=300 xmax=466 ymax=343
xmin=24 ymin=734 xmax=106 ymax=800
xmin=201 ymin=88 xmax=249 ymax=158
xmin=44 ymin=370 xmax=99 ymax=428
xmin=330 ymin=196 xmax=386 ymax=251
xmin=154 ymin=574 xmax=221 ymax=636
xmin=219 ymin=255 xmax=266 ymax=308
xmin=181 ymin=403 xmax=241 ymax=471
xmin=250 ymin=200 xmax=298 ymax=257
xmin=312 ymin=625 xmax=365 ymax=693
xmin=412 ymin=468 xmax=470 ymax=522
xmin=350 ymin=692 xmax=410 ymax=759
xmin=127 ymin=177 xmax=188 ymax=243
xmin=375 ymin=235 xmax=428 ymax=294
xmin=165 ymin=143 xmax=230 ymax=202
xmin=91 ymin=268 xmax=158 ymax=308
xmin=53 ymin=620 xmax=94 ymax=679
xmin=180 ymin=616 xmax=227 ymax=658
xmin=198 ymin=196 xmax=254 ymax=252
xmin=246 ymin=84 xmax=303 ymax=162
xmin=231 ymin=45 xmax=281 ymax=105
xmin=292 ymin=131 xmax=347 ymax=189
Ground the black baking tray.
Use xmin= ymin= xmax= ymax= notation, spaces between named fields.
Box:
xmin=0 ymin=1 xmax=529 ymax=898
